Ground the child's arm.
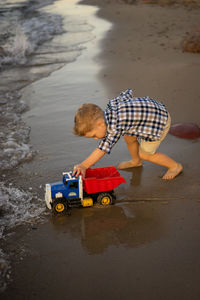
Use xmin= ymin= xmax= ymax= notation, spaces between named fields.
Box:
xmin=73 ymin=148 xmax=105 ymax=177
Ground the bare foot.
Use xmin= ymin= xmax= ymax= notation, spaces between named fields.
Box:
xmin=117 ymin=159 xmax=143 ymax=169
xmin=162 ymin=163 xmax=183 ymax=180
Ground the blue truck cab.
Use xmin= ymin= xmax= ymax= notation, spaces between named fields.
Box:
xmin=45 ymin=172 xmax=83 ymax=211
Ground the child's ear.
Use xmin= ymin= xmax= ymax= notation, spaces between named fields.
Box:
xmin=96 ymin=119 xmax=105 ymax=127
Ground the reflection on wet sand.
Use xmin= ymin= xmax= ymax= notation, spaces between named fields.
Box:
xmin=124 ymin=166 xmax=143 ymax=187
xmin=51 ymin=202 xmax=164 ymax=255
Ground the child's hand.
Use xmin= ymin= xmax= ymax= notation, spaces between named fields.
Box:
xmin=72 ymin=164 xmax=87 ymax=177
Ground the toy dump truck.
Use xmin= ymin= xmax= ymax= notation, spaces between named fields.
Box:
xmin=45 ymin=166 xmax=126 ymax=214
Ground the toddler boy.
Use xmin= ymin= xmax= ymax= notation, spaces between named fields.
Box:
xmin=73 ymin=89 xmax=182 ymax=180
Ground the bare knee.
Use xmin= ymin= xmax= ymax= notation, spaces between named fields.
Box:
xmin=139 ymin=151 xmax=155 ymax=161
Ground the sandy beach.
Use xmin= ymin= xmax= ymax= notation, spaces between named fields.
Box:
xmin=1 ymin=0 xmax=200 ymax=298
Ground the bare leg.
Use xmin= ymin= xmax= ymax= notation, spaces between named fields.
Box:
xmin=117 ymin=135 xmax=142 ymax=169
xmin=117 ymin=135 xmax=182 ymax=179
xmin=139 ymin=151 xmax=183 ymax=180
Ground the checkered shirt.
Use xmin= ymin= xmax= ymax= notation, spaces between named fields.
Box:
xmin=99 ymin=89 xmax=169 ymax=154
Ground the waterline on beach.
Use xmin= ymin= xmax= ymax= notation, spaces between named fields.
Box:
xmin=0 ymin=0 xmax=111 ymax=292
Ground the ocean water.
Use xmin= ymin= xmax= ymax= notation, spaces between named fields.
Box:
xmin=0 ymin=0 xmax=95 ymax=291
xmin=0 ymin=0 xmax=95 ymax=169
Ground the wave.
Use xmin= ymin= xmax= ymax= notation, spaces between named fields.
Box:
xmin=0 ymin=181 xmax=45 ymax=239
xmin=0 ymin=0 xmax=95 ymax=291
xmin=0 ymin=3 xmax=64 ymax=68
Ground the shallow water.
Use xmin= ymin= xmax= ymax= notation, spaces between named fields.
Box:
xmin=0 ymin=0 xmax=108 ymax=291
xmin=0 ymin=0 xmax=96 ymax=171
xmin=0 ymin=0 xmax=100 ymax=229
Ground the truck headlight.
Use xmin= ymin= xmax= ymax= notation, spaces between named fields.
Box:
xmin=55 ymin=192 xmax=63 ymax=198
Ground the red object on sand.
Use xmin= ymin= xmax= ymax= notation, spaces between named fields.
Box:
xmin=169 ymin=123 xmax=200 ymax=139
xmin=83 ymin=166 xmax=126 ymax=194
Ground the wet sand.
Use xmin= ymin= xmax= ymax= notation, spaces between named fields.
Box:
xmin=2 ymin=0 xmax=200 ymax=299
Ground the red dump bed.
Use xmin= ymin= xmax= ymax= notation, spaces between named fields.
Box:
xmin=83 ymin=166 xmax=126 ymax=194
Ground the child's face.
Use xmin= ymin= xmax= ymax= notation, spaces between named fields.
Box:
xmin=85 ymin=120 xmax=107 ymax=140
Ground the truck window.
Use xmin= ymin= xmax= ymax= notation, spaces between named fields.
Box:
xmin=69 ymin=182 xmax=78 ymax=189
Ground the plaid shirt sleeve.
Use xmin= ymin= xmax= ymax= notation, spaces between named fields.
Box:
xmin=98 ymin=130 xmax=121 ymax=154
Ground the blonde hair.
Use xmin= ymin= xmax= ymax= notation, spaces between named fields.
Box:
xmin=73 ymin=103 xmax=104 ymax=136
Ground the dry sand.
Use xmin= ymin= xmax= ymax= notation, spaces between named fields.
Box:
xmin=2 ymin=0 xmax=200 ymax=299
xmin=84 ymin=0 xmax=200 ymax=124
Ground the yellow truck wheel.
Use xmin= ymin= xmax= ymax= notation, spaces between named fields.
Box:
xmin=52 ymin=199 xmax=68 ymax=214
xmin=97 ymin=192 xmax=113 ymax=206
